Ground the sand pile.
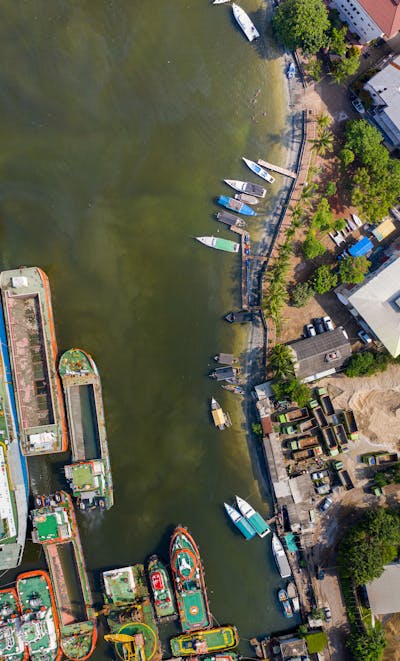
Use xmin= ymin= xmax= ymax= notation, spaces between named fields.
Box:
xmin=320 ymin=364 xmax=400 ymax=446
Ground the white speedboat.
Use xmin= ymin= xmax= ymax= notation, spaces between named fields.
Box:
xmin=213 ymin=0 xmax=230 ymax=3
xmin=232 ymin=3 xmax=260 ymax=42
xmin=271 ymin=533 xmax=291 ymax=579
xmin=196 ymin=236 xmax=240 ymax=253
xmin=242 ymin=157 xmax=275 ymax=184
xmin=224 ymin=179 xmax=266 ymax=198
xmin=235 ymin=495 xmax=270 ymax=537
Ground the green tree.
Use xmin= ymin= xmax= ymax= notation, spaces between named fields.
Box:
xmin=316 ymin=113 xmax=331 ymax=129
xmin=311 ymin=197 xmax=333 ymax=232
xmin=303 ymin=234 xmax=326 ymax=259
xmin=311 ymin=128 xmax=334 ymax=156
xmin=339 ymin=255 xmax=370 ymax=284
xmin=325 ymin=181 xmax=337 ymax=197
xmin=333 ymin=217 xmax=347 ymax=232
xmin=328 ymin=26 xmax=347 ymax=56
xmin=339 ymin=147 xmax=355 ymax=169
xmin=345 ymin=120 xmax=386 ymax=168
xmin=306 ymin=56 xmax=323 ymax=81
xmin=272 ymin=377 xmax=310 ymax=407
xmin=269 ymin=344 xmax=295 ymax=378
xmin=290 ymin=281 xmax=315 ymax=307
xmin=313 ymin=265 xmax=338 ymax=294
xmin=345 ymin=351 xmax=376 ymax=377
xmin=273 ymin=0 xmax=330 ymax=54
xmin=330 ymin=47 xmax=360 ymax=84
xmin=251 ymin=422 xmax=263 ymax=436
xmin=347 ymin=628 xmax=386 ymax=661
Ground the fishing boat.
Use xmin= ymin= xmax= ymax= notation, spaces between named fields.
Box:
xmin=271 ymin=534 xmax=291 ymax=579
xmin=221 ymin=384 xmax=245 ymax=395
xmin=16 ymin=570 xmax=61 ymax=661
xmin=277 ymin=589 xmax=293 ymax=619
xmin=215 ymin=211 xmax=246 ymax=228
xmin=0 ymin=587 xmax=27 ymax=661
xmin=213 ymin=0 xmax=230 ymax=3
xmin=232 ymin=3 xmax=260 ymax=41
xmin=170 ymin=526 xmax=212 ymax=632
xmin=224 ymin=503 xmax=256 ymax=540
xmin=102 ymin=564 xmax=161 ymax=661
xmin=195 ymin=236 xmax=240 ymax=253
xmin=234 ymin=193 xmax=259 ymax=205
xmin=235 ymin=496 xmax=270 ymax=537
xmin=30 ymin=492 xmax=97 ymax=660
xmin=224 ymin=179 xmax=266 ymax=198
xmin=170 ymin=626 xmax=239 ymax=656
xmin=224 ymin=310 xmax=254 ymax=323
xmin=242 ymin=158 xmax=275 ymax=184
xmin=147 ymin=555 xmax=178 ymax=623
xmin=217 ymin=196 xmax=257 ymax=216
xmin=59 ymin=348 xmax=113 ymax=511
xmin=211 ymin=397 xmax=232 ymax=430
xmin=0 ymin=267 xmax=68 ymax=456
xmin=286 ymin=62 xmax=295 ymax=79
xmin=209 ymin=366 xmax=238 ymax=382
xmin=214 ymin=353 xmax=237 ymax=365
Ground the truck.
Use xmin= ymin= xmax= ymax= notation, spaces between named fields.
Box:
xmin=314 ymin=406 xmax=328 ymax=428
xmin=333 ymin=424 xmax=349 ymax=452
xmin=316 ymin=388 xmax=335 ymax=416
xmin=284 ymin=407 xmax=309 ymax=422
xmin=321 ymin=427 xmax=339 ymax=456
xmin=337 ymin=469 xmax=354 ymax=490
xmin=340 ymin=410 xmax=358 ymax=440
xmin=293 ymin=446 xmax=323 ymax=461
xmin=361 ymin=452 xmax=399 ymax=466
xmin=289 ymin=436 xmax=320 ymax=451
xmin=281 ymin=424 xmax=298 ymax=435
xmin=299 ymin=418 xmax=317 ymax=433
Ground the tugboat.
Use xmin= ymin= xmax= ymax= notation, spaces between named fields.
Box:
xmin=170 ymin=526 xmax=212 ymax=632
xmin=224 ymin=503 xmax=256 ymax=540
xmin=170 ymin=626 xmax=239 ymax=656
xmin=277 ymin=589 xmax=293 ymax=619
xmin=211 ymin=398 xmax=232 ymax=430
xmin=0 ymin=587 xmax=27 ymax=661
xmin=235 ymin=496 xmax=270 ymax=537
xmin=147 ymin=555 xmax=178 ymax=623
xmin=16 ymin=570 xmax=61 ymax=661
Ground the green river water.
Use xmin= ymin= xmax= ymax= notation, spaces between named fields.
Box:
xmin=0 ymin=1 xmax=294 ymax=657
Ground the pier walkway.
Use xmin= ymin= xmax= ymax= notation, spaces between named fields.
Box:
xmin=257 ymin=159 xmax=297 ymax=179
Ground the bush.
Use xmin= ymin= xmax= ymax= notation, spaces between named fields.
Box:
xmin=339 ymin=255 xmax=370 ymax=284
xmin=345 ymin=350 xmax=389 ymax=377
xmin=303 ymin=234 xmax=326 ymax=259
xmin=313 ymin=264 xmax=338 ymax=294
xmin=272 ymin=377 xmax=310 ymax=407
xmin=251 ymin=423 xmax=263 ymax=436
xmin=290 ymin=281 xmax=315 ymax=307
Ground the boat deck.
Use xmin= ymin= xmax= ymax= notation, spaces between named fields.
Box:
xmin=46 ymin=542 xmax=86 ymax=626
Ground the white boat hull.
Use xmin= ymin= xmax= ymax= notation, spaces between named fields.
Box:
xmin=242 ymin=157 xmax=275 ymax=184
xmin=232 ymin=3 xmax=260 ymax=42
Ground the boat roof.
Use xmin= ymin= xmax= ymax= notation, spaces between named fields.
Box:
xmin=59 ymin=348 xmax=96 ymax=378
xmin=212 ymin=409 xmax=226 ymax=426
xmin=103 ymin=564 xmax=147 ymax=605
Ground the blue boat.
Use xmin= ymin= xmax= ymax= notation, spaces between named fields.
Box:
xmin=217 ymin=196 xmax=257 ymax=217
xmin=286 ymin=62 xmax=295 ymax=79
xmin=224 ymin=503 xmax=256 ymax=540
xmin=236 ymin=495 xmax=271 ymax=538
xmin=278 ymin=589 xmax=293 ymax=618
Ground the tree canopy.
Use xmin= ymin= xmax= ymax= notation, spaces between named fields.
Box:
xmin=347 ymin=628 xmax=386 ymax=661
xmin=345 ymin=350 xmax=389 ymax=377
xmin=313 ymin=265 xmax=338 ymax=294
xmin=345 ymin=120 xmax=386 ymax=168
xmin=269 ymin=344 xmax=295 ymax=378
xmin=290 ymin=281 xmax=315 ymax=307
xmin=339 ymin=255 xmax=370 ymax=284
xmin=303 ymin=234 xmax=326 ymax=259
xmin=273 ymin=0 xmax=330 ymax=54
xmin=330 ymin=46 xmax=360 ymax=84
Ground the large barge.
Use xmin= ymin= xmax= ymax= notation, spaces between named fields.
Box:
xmin=0 ymin=586 xmax=27 ymax=660
xmin=59 ymin=348 xmax=113 ymax=511
xmin=0 ymin=268 xmax=68 ymax=456
xmin=30 ymin=492 xmax=97 ymax=660
xmin=170 ymin=526 xmax=212 ymax=633
xmin=16 ymin=570 xmax=61 ymax=661
xmin=102 ymin=564 xmax=161 ymax=661
xmin=0 ymin=302 xmax=29 ymax=570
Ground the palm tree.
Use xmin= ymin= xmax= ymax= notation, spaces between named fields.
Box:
xmin=316 ymin=113 xmax=331 ymax=130
xmin=268 ymin=344 xmax=295 ymax=378
xmin=310 ymin=128 xmax=334 ymax=157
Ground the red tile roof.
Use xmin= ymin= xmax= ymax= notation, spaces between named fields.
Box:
xmin=358 ymin=0 xmax=400 ymax=38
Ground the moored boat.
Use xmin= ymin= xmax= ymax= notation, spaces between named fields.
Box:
xmin=224 ymin=179 xmax=266 ymax=198
xmin=224 ymin=503 xmax=256 ymax=540
xmin=217 ymin=196 xmax=257 ymax=216
xmin=215 ymin=211 xmax=246 ymax=228
xmin=234 ymin=193 xmax=259 ymax=205
xmin=286 ymin=62 xmax=295 ymax=79
xmin=277 ymin=589 xmax=293 ymax=619
xmin=147 ymin=555 xmax=178 ymax=623
xmin=16 ymin=570 xmax=61 ymax=661
xmin=224 ymin=310 xmax=254 ymax=323
xmin=59 ymin=348 xmax=113 ymax=511
xmin=0 ymin=587 xmax=27 ymax=661
xmin=271 ymin=534 xmax=291 ymax=579
xmin=232 ymin=3 xmax=260 ymax=41
xmin=213 ymin=0 xmax=230 ymax=3
xmin=211 ymin=398 xmax=232 ymax=430
xmin=170 ymin=626 xmax=239 ymax=656
xmin=195 ymin=236 xmax=240 ymax=253
xmin=242 ymin=158 xmax=275 ymax=184
xmin=235 ymin=496 xmax=270 ymax=537
xmin=221 ymin=384 xmax=245 ymax=395
xmin=170 ymin=526 xmax=211 ymax=632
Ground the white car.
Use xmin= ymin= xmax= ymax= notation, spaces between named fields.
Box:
xmin=323 ymin=316 xmax=334 ymax=332
xmin=352 ymin=98 xmax=365 ymax=114
xmin=306 ymin=323 xmax=316 ymax=337
xmin=324 ymin=605 xmax=332 ymax=622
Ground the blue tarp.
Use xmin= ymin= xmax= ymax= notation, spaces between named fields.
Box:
xmin=348 ymin=237 xmax=373 ymax=258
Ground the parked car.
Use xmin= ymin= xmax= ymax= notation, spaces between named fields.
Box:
xmin=319 ymin=497 xmax=333 ymax=512
xmin=314 ymin=318 xmax=325 ymax=334
xmin=306 ymin=323 xmax=316 ymax=337
xmin=323 ymin=316 xmax=334 ymax=331
xmin=324 ymin=606 xmax=332 ymax=622
xmin=311 ymin=470 xmax=329 ymax=481
xmin=358 ymin=329 xmax=372 ymax=344
xmin=352 ymin=98 xmax=365 ymax=114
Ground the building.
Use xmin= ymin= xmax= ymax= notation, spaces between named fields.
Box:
xmin=287 ymin=328 xmax=352 ymax=383
xmin=276 ymin=634 xmax=310 ymax=661
xmin=364 ymin=55 xmax=400 ymax=148
xmin=329 ymin=0 xmax=400 ymax=43
xmin=366 ymin=563 xmax=400 ymax=615
xmin=336 ymin=243 xmax=400 ymax=357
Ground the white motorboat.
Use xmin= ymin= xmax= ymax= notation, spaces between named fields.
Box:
xmin=271 ymin=533 xmax=291 ymax=579
xmin=242 ymin=157 xmax=275 ymax=184
xmin=232 ymin=3 xmax=260 ymax=42
xmin=224 ymin=179 xmax=266 ymax=198
xmin=213 ymin=0 xmax=230 ymax=3
xmin=196 ymin=236 xmax=240 ymax=253
xmin=235 ymin=495 xmax=270 ymax=537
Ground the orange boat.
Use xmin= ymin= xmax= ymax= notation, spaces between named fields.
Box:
xmin=16 ymin=570 xmax=61 ymax=661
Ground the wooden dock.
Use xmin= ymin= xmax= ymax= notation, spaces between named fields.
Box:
xmin=258 ymin=159 xmax=297 ymax=180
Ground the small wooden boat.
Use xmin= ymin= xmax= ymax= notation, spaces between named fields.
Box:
xmin=232 ymin=3 xmax=260 ymax=41
xmin=196 ymin=236 xmax=240 ymax=253
xmin=221 ymin=384 xmax=245 ymax=395
xmin=211 ymin=397 xmax=231 ymax=430
xmin=224 ymin=179 xmax=266 ymax=198
xmin=278 ymin=589 xmax=293 ymax=618
xmin=224 ymin=310 xmax=254 ymax=323
xmin=217 ymin=196 xmax=257 ymax=216
xmin=286 ymin=62 xmax=295 ymax=79
xmin=234 ymin=193 xmax=259 ymax=205
xmin=215 ymin=211 xmax=247 ymax=228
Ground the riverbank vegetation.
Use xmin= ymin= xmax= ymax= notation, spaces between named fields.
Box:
xmin=268 ymin=344 xmax=310 ymax=406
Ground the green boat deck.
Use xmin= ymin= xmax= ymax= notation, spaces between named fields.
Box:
xmin=148 ymin=556 xmax=177 ymax=622
xmin=17 ymin=573 xmax=59 ymax=661
xmin=0 ymin=590 xmax=25 ymax=660
xmin=170 ymin=626 xmax=239 ymax=656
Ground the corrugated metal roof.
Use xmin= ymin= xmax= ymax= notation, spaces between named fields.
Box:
xmin=372 ymin=218 xmax=396 ymax=242
xmin=289 ymin=328 xmax=352 ymax=380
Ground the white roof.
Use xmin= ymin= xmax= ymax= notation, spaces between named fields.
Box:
xmin=366 ymin=563 xmax=400 ymax=614
xmin=366 ymin=55 xmax=400 ymax=131
xmin=254 ymin=381 xmax=274 ymax=400
xmin=348 ymin=255 xmax=400 ymax=357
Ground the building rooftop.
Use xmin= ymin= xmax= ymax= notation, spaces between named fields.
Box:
xmin=366 ymin=55 xmax=400 ymax=134
xmin=358 ymin=0 xmax=400 ymax=38
xmin=288 ymin=328 xmax=352 ymax=382
xmin=278 ymin=634 xmax=309 ymax=660
xmin=347 ymin=253 xmax=400 ymax=357
xmin=366 ymin=563 xmax=400 ymax=615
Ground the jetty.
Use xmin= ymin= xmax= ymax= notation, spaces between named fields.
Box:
xmin=257 ymin=159 xmax=297 ymax=179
